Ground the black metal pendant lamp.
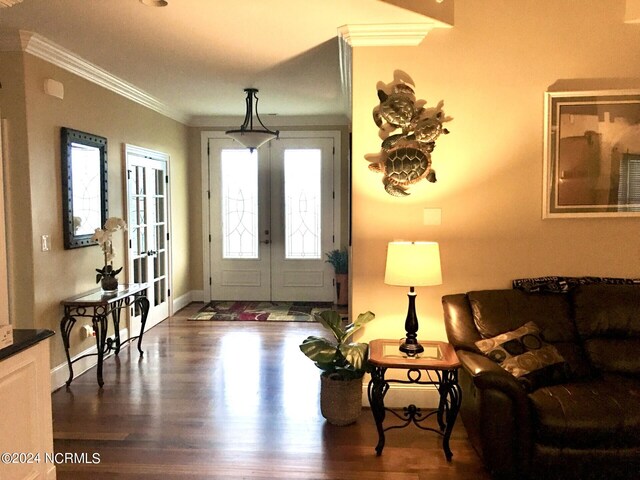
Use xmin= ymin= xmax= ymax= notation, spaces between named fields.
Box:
xmin=225 ymin=88 xmax=279 ymax=151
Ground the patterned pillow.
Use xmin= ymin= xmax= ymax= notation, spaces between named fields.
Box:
xmin=475 ymin=321 xmax=569 ymax=391
xmin=512 ymin=276 xmax=640 ymax=294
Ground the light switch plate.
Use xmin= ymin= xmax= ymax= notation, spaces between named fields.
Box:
xmin=423 ymin=208 xmax=442 ymax=225
xmin=41 ymin=234 xmax=50 ymax=252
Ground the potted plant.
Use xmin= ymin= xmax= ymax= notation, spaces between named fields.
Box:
xmin=91 ymin=217 xmax=127 ymax=293
xmin=325 ymin=248 xmax=348 ymax=306
xmin=300 ymin=309 xmax=375 ymax=425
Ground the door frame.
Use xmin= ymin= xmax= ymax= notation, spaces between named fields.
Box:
xmin=124 ymin=143 xmax=173 ymax=329
xmin=200 ymin=130 xmax=342 ymax=303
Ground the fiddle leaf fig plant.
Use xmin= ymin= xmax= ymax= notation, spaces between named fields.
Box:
xmin=300 ymin=310 xmax=375 ymax=380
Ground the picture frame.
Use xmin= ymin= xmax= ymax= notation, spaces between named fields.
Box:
xmin=543 ymin=90 xmax=640 ymax=218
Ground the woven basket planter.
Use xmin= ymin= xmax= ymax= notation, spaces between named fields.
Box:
xmin=320 ymin=373 xmax=363 ymax=426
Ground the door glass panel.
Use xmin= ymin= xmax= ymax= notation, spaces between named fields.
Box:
xmin=156 ymin=224 xmax=165 ymax=250
xmin=284 ymin=149 xmax=321 ymax=259
xmin=155 ymin=169 xmax=164 ymax=196
xmin=136 ymin=166 xmax=145 ymax=195
xmin=221 ymin=149 xmax=259 ymax=259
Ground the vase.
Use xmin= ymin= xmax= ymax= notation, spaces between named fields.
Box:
xmin=335 ymin=273 xmax=348 ymax=307
xmin=320 ymin=373 xmax=363 ymax=426
xmin=100 ymin=275 xmax=118 ymax=293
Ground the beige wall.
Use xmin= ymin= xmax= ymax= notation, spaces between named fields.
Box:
xmin=0 ymin=52 xmax=190 ymax=368
xmin=351 ymin=0 xmax=640 ymax=342
xmin=0 ymin=53 xmax=35 ymax=325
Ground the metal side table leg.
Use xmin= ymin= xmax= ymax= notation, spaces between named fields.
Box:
xmin=60 ymin=312 xmax=76 ymax=386
xmin=93 ymin=313 xmax=109 ymax=388
xmin=440 ymin=370 xmax=462 ymax=461
xmin=135 ymin=296 xmax=150 ymax=356
xmin=368 ymin=366 xmax=389 ymax=456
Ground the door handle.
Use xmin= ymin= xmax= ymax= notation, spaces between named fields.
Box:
xmin=261 ymin=240 xmax=270 ymax=245
xmin=147 ymin=250 xmax=157 ymax=256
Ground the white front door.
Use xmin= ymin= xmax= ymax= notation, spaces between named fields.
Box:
xmin=125 ymin=145 xmax=171 ymax=332
xmin=207 ymin=132 xmax=339 ymax=302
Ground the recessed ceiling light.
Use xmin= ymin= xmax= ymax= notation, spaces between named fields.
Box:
xmin=140 ymin=0 xmax=168 ymax=6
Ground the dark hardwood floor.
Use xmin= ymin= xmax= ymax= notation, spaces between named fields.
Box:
xmin=51 ymin=303 xmax=490 ymax=479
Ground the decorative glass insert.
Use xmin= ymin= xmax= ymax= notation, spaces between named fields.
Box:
xmin=284 ymin=149 xmax=321 ymax=259
xmin=221 ymin=149 xmax=259 ymax=259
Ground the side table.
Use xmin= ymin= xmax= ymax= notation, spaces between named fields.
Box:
xmin=60 ymin=284 xmax=149 ymax=387
xmin=367 ymin=338 xmax=462 ymax=461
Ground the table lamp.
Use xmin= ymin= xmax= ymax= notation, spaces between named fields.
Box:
xmin=384 ymin=241 xmax=442 ymax=356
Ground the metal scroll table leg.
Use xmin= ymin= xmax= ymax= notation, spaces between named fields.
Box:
xmin=60 ymin=313 xmax=76 ymax=386
xmin=93 ymin=313 xmax=109 ymax=388
xmin=111 ymin=300 xmax=124 ymax=355
xmin=368 ymin=366 xmax=389 ymax=456
xmin=440 ymin=370 xmax=462 ymax=461
xmin=135 ymin=296 xmax=150 ymax=356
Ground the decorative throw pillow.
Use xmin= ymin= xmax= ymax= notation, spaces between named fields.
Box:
xmin=475 ymin=321 xmax=569 ymax=391
xmin=512 ymin=276 xmax=640 ymax=294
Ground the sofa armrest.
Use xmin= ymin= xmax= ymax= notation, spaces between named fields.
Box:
xmin=458 ymin=350 xmax=528 ymax=400
xmin=456 ymin=350 xmax=533 ymax=478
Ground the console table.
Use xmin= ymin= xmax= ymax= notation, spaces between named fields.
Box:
xmin=367 ymin=338 xmax=462 ymax=461
xmin=60 ymin=284 xmax=149 ymax=387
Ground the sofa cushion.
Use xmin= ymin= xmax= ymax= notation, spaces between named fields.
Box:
xmin=529 ymin=374 xmax=640 ymax=449
xmin=573 ymin=284 xmax=640 ymax=374
xmin=468 ymin=290 xmax=575 ymax=340
xmin=475 ymin=321 xmax=569 ymax=391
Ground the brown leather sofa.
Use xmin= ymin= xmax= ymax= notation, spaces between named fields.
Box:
xmin=442 ymin=284 xmax=640 ymax=480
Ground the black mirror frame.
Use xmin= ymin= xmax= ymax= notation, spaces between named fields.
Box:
xmin=61 ymin=127 xmax=108 ymax=249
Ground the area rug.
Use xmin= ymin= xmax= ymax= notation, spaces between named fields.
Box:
xmin=188 ymin=301 xmax=334 ymax=322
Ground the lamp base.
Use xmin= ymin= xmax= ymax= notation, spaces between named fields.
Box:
xmin=399 ymin=339 xmax=424 ymax=357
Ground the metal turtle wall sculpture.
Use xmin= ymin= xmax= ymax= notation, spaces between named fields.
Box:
xmin=368 ymin=81 xmax=451 ymax=197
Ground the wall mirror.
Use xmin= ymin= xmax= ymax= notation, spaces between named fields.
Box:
xmin=61 ymin=127 xmax=108 ymax=249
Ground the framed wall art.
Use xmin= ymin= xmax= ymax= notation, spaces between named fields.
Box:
xmin=543 ymin=90 xmax=640 ymax=218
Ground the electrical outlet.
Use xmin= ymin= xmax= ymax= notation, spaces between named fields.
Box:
xmin=81 ymin=324 xmax=94 ymax=338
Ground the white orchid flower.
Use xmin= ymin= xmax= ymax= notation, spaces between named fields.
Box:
xmin=91 ymin=228 xmax=107 ymax=244
xmin=104 ymin=217 xmax=127 ymax=232
xmin=94 ymin=217 xmax=126 ymax=268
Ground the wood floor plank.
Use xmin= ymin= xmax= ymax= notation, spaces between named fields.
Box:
xmin=51 ymin=303 xmax=490 ymax=479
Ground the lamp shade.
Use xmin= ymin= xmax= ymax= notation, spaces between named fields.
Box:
xmin=225 ymin=130 xmax=277 ymax=151
xmin=384 ymin=241 xmax=442 ymax=287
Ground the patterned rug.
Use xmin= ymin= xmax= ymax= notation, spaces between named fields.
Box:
xmin=188 ymin=301 xmax=334 ymax=322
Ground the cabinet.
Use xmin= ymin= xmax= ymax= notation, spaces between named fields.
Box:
xmin=0 ymin=330 xmax=56 ymax=480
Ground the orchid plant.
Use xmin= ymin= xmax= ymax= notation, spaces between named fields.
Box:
xmin=91 ymin=217 xmax=127 ymax=283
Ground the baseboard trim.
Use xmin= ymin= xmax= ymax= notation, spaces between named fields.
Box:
xmin=190 ymin=290 xmax=204 ymax=303
xmin=361 ymin=381 xmax=440 ymax=409
xmin=172 ymin=291 xmax=193 ymax=313
xmin=50 ymin=328 xmax=129 ymax=391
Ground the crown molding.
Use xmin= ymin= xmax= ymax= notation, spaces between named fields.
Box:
xmin=0 ymin=30 xmax=188 ymax=124
xmin=0 ymin=0 xmax=24 ymax=7
xmin=188 ymin=114 xmax=350 ymax=128
xmin=338 ymin=35 xmax=352 ymax=121
xmin=626 ymin=0 xmax=640 ymax=23
xmin=0 ymin=30 xmax=31 ymax=51
xmin=338 ymin=23 xmax=446 ymax=47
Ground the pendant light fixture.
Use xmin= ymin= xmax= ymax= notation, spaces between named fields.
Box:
xmin=225 ymin=88 xmax=279 ymax=151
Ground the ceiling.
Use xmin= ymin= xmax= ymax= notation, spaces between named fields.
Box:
xmin=0 ymin=0 xmax=450 ymax=125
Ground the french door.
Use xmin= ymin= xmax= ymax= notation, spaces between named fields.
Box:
xmin=207 ymin=133 xmax=338 ymax=302
xmin=125 ymin=145 xmax=171 ymax=333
